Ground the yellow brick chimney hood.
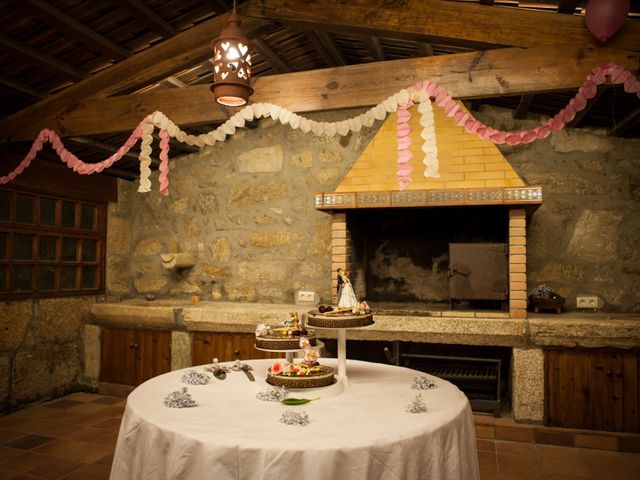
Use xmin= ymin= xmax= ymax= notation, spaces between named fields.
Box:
xmin=315 ymin=102 xmax=543 ymax=210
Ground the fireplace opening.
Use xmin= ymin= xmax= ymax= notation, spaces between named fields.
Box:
xmin=346 ymin=206 xmax=510 ymax=312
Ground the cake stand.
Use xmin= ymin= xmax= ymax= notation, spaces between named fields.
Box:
xmin=254 ymin=340 xmax=325 ymax=364
xmin=305 ymin=311 xmax=375 ymax=387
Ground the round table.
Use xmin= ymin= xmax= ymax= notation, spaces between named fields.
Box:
xmin=110 ymin=359 xmax=479 ymax=480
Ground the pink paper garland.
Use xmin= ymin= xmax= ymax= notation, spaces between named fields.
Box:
xmin=396 ymin=101 xmax=414 ymax=191
xmin=2 ymin=62 xmax=639 ymax=196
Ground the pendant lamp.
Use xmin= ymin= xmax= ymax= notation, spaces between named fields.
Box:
xmin=210 ymin=4 xmax=253 ymax=106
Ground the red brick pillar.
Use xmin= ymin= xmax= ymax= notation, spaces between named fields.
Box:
xmin=509 ymin=208 xmax=527 ymax=319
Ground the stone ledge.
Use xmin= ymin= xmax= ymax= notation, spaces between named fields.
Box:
xmin=89 ymin=301 xmax=640 ymax=350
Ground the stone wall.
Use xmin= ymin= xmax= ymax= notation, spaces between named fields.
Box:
xmin=475 ymin=106 xmax=640 ymax=312
xmin=109 ymin=106 xmax=640 ymax=312
xmin=0 ymin=296 xmax=96 ymax=411
xmin=108 ymin=112 xmax=377 ymax=304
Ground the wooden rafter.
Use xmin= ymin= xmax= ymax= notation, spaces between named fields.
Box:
xmin=0 ymin=32 xmax=88 ymax=82
xmin=364 ymin=37 xmax=385 ymax=62
xmin=3 ymin=43 xmax=636 ymax=141
xmin=514 ymin=94 xmax=535 ymax=119
xmin=22 ymin=0 xmax=132 ymax=61
xmin=243 ymin=0 xmax=640 ymax=52
xmin=305 ymin=31 xmax=341 ymax=67
xmin=557 ymin=0 xmax=581 ymax=14
xmin=479 ymin=0 xmax=495 ymax=5
xmin=253 ymin=38 xmax=292 ymax=73
xmin=0 ymin=75 xmax=48 ymax=99
xmin=416 ymin=42 xmax=434 ymax=56
xmin=609 ymin=106 xmax=640 ymax=137
xmin=202 ymin=0 xmax=231 ymax=14
xmin=114 ymin=0 xmax=179 ymax=38
xmin=0 ymin=15 xmax=273 ymax=142
xmin=568 ymin=86 xmax=609 ymax=127
xmin=314 ymin=31 xmax=347 ymax=66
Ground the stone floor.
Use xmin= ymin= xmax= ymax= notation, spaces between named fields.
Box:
xmin=0 ymin=393 xmax=638 ymax=479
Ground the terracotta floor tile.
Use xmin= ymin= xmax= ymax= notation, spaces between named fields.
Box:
xmin=0 ymin=473 xmax=44 ymax=480
xmin=92 ymin=418 xmax=122 ymax=431
xmin=476 ymin=424 xmax=495 ymax=439
xmin=4 ymin=435 xmax=55 ymax=450
xmin=578 ymin=449 xmax=623 ymax=464
xmin=25 ymin=456 xmax=86 ymax=480
xmin=584 ymin=461 xmax=640 ymax=480
xmin=32 ymin=439 xmax=113 ymax=464
xmin=90 ymin=397 xmax=122 ymax=406
xmin=44 ymin=400 xmax=82 ymax=410
xmin=24 ymin=421 xmax=79 ymax=438
xmin=60 ymin=463 xmax=111 ymax=480
xmin=496 ymin=440 xmax=538 ymax=459
xmin=537 ymin=444 xmax=582 ymax=461
xmin=93 ymin=452 xmax=114 ymax=466
xmin=65 ymin=393 xmax=103 ymax=403
xmin=0 ymin=446 xmax=21 ymax=464
xmin=91 ymin=430 xmax=119 ymax=448
xmin=495 ymin=425 xmax=536 ymax=443
xmin=0 ymin=430 xmax=28 ymax=445
xmin=476 ymin=438 xmax=496 ymax=452
xmin=474 ymin=413 xmax=495 ymax=426
xmin=497 ymin=460 xmax=544 ymax=480
xmin=71 ymin=414 xmax=115 ymax=428
xmin=0 ymin=407 xmax=57 ymax=423
xmin=64 ymin=403 xmax=111 ymax=417
xmin=542 ymin=475 xmax=592 ymax=480
xmin=41 ymin=410 xmax=88 ymax=426
xmin=59 ymin=427 xmax=111 ymax=443
xmin=93 ymin=406 xmax=124 ymax=418
xmin=539 ymin=454 xmax=590 ymax=477
xmin=0 ymin=452 xmax=52 ymax=474
xmin=622 ymin=452 xmax=640 ymax=474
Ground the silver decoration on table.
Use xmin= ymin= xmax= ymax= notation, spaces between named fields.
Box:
xmin=406 ymin=394 xmax=427 ymax=414
xmin=230 ymin=359 xmax=255 ymax=381
xmin=205 ymin=357 xmax=230 ymax=380
xmin=279 ymin=410 xmax=310 ymax=426
xmin=164 ymin=387 xmax=197 ymax=408
xmin=256 ymin=386 xmax=289 ymax=402
xmin=411 ymin=376 xmax=436 ymax=390
xmin=181 ymin=369 xmax=209 ymax=385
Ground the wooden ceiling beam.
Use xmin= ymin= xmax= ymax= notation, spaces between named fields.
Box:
xmin=243 ymin=0 xmax=640 ymax=52
xmin=314 ymin=31 xmax=347 ymax=66
xmin=202 ymin=0 xmax=231 ymax=14
xmin=22 ymin=0 xmax=132 ymax=61
xmin=0 ymin=75 xmax=49 ymax=99
xmin=557 ymin=0 xmax=581 ymax=14
xmin=305 ymin=31 xmax=340 ymax=67
xmin=253 ymin=38 xmax=293 ymax=73
xmin=416 ymin=42 xmax=434 ymax=56
xmin=514 ymin=94 xmax=535 ymax=119
xmin=0 ymin=32 xmax=88 ymax=82
xmin=0 ymin=14 xmax=273 ymax=142
xmin=114 ymin=0 xmax=179 ymax=38
xmin=479 ymin=0 xmax=495 ymax=5
xmin=608 ymin=106 xmax=640 ymax=137
xmin=2 ymin=43 xmax=636 ymax=142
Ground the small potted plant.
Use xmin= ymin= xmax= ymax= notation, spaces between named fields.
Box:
xmin=528 ymin=284 xmax=565 ymax=314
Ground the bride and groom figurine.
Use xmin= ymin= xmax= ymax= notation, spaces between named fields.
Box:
xmin=336 ymin=268 xmax=359 ymax=308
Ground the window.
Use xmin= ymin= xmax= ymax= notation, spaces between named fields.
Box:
xmin=0 ymin=188 xmax=106 ymax=299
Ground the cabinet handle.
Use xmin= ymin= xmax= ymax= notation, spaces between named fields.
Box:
xmin=129 ymin=343 xmax=134 ymax=348
xmin=134 ymin=343 xmax=139 ymax=349
xmin=606 ymin=370 xmax=612 ymax=376
xmin=234 ymin=349 xmax=241 ymax=359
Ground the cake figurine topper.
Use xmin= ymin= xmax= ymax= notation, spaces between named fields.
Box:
xmin=337 ymin=268 xmax=359 ymax=309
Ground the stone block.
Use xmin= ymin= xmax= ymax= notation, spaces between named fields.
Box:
xmin=135 ymin=237 xmax=162 ymax=256
xmin=299 ymin=262 xmax=325 ymax=279
xmin=551 ymin=128 xmax=613 ymax=153
xmin=511 ymin=347 xmax=544 ymax=422
xmin=318 ymin=149 xmax=343 ymax=164
xmin=12 ymin=344 xmax=80 ymax=404
xmin=509 ymin=227 xmax=526 ymax=237
xmin=238 ymin=261 xmax=288 ymax=283
xmin=107 ymin=217 xmax=132 ymax=255
xmin=289 ymin=151 xmax=313 ymax=168
xmin=210 ymin=238 xmax=232 ymax=262
xmin=509 ymin=245 xmax=526 ymax=255
xmin=510 ymin=309 xmax=527 ymax=319
xmin=567 ymin=210 xmax=622 ymax=262
xmin=34 ymin=297 xmax=94 ymax=344
xmin=223 ymin=284 xmax=256 ymax=302
xmin=106 ymin=255 xmax=132 ymax=294
xmin=171 ymin=331 xmax=191 ymax=371
xmin=316 ymin=167 xmax=340 ymax=186
xmin=201 ymin=264 xmax=232 ymax=279
xmin=0 ymin=301 xmax=31 ymax=351
xmin=237 ymin=145 xmax=283 ymax=172
xmin=510 ymin=237 xmax=526 ymax=246
xmin=509 ymin=264 xmax=526 ymax=274
xmin=83 ymin=324 xmax=100 ymax=384
xmin=509 ymin=254 xmax=526 ymax=264
xmin=250 ymin=231 xmax=303 ymax=248
xmin=509 ymin=209 xmax=526 ymax=219
xmin=228 ymin=180 xmax=287 ymax=209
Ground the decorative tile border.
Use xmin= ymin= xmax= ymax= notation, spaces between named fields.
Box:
xmin=316 ymin=186 xmax=543 ymax=210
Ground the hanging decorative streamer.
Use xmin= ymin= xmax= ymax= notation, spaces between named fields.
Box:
xmin=417 ymin=97 xmax=439 ymax=178
xmin=1 ymin=63 xmax=638 ymax=196
xmin=396 ymin=101 xmax=414 ymax=191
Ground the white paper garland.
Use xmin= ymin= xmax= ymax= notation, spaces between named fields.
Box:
xmin=418 ymin=99 xmax=440 ymax=178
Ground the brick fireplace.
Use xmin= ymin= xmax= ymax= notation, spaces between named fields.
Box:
xmin=316 ymin=102 xmax=542 ymax=319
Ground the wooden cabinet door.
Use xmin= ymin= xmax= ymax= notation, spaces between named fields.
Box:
xmin=546 ymin=349 xmax=639 ymax=433
xmin=192 ymin=332 xmax=281 ymax=366
xmin=100 ymin=328 xmax=171 ymax=387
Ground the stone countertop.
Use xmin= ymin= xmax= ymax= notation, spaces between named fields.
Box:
xmin=90 ymin=301 xmax=640 ymax=350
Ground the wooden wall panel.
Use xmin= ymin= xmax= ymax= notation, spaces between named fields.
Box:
xmin=546 ymin=349 xmax=640 ymax=433
xmin=192 ymin=332 xmax=281 ymax=366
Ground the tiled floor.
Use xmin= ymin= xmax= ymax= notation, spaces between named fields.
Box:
xmin=0 ymin=394 xmax=638 ymax=479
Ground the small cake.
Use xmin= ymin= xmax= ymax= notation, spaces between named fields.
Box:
xmin=266 ymin=342 xmax=334 ymax=388
xmin=306 ymin=303 xmax=374 ymax=329
xmin=255 ymin=311 xmax=317 ymax=351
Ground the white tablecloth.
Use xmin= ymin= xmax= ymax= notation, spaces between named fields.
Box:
xmin=110 ymin=359 xmax=479 ymax=480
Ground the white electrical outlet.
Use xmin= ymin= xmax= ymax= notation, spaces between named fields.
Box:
xmin=576 ymin=295 xmax=601 ymax=309
xmin=296 ymin=291 xmax=316 ymax=304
